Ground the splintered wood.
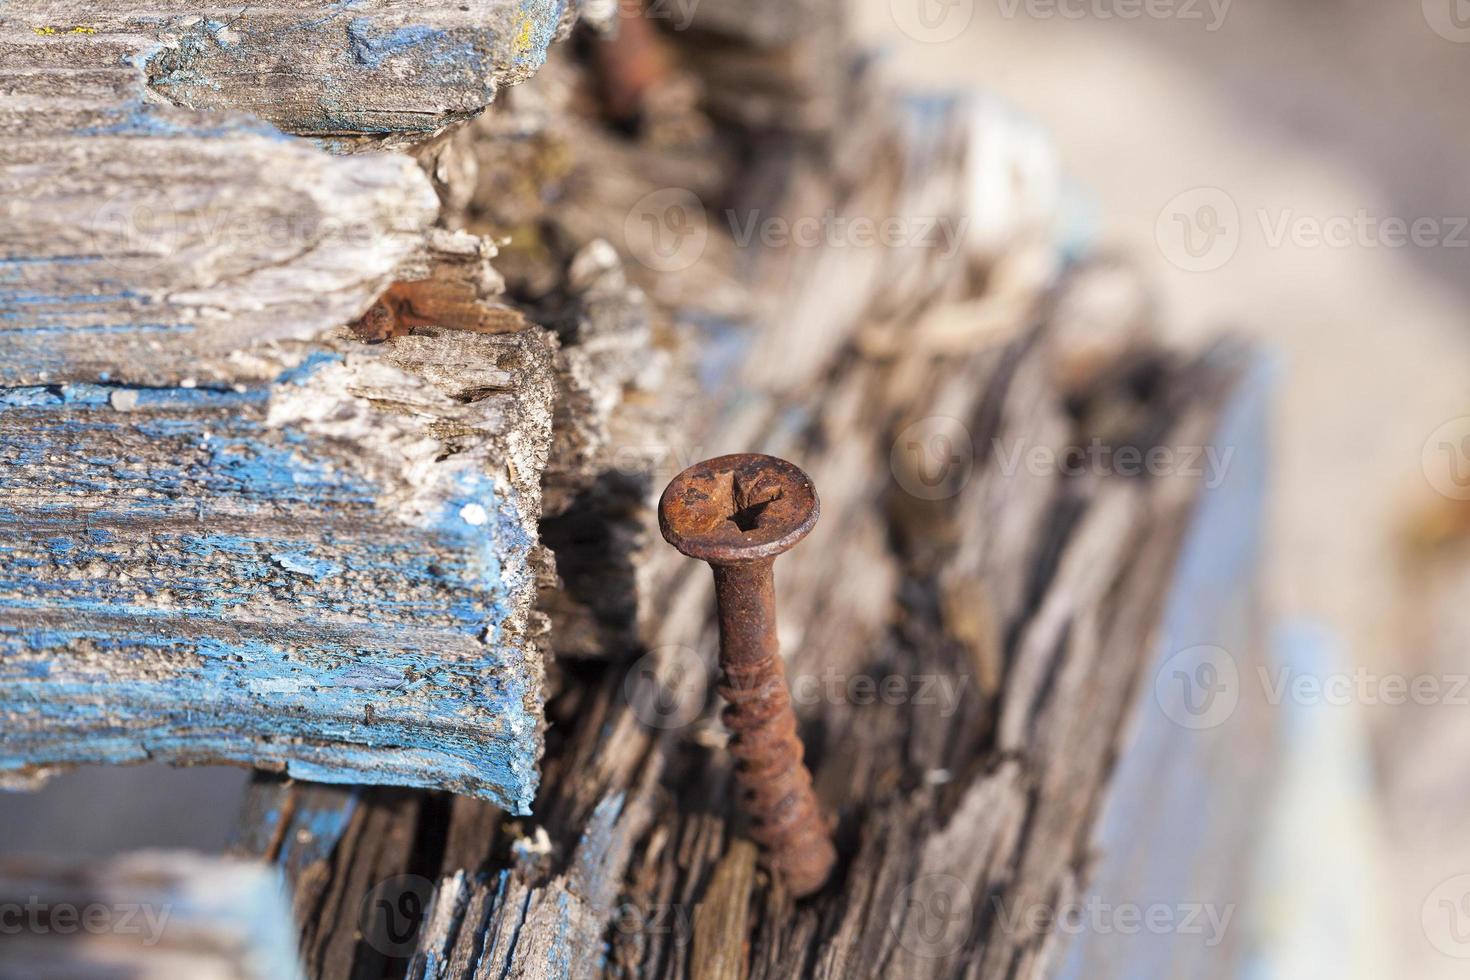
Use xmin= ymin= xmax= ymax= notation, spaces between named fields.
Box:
xmin=4 ymin=0 xmax=1267 ymax=976
xmin=230 ymin=10 xmax=1268 ymax=977
xmin=0 ymin=1 xmax=590 ymax=806
xmin=1 ymin=329 xmax=555 ymax=808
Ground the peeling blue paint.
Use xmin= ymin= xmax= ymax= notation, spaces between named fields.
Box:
xmin=74 ymin=101 xmax=285 ymax=140
xmin=346 ymin=20 xmax=449 ymax=68
xmin=0 ymin=362 xmax=542 ymax=811
xmin=270 ymin=553 xmax=343 ymax=580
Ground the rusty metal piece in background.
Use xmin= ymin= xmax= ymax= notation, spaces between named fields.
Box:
xmin=658 ymin=453 xmax=836 ymax=898
xmin=589 ymin=1 xmax=672 ymax=128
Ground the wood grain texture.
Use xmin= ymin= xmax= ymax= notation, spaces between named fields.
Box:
xmin=218 ymin=5 xmax=1272 ymax=976
xmin=0 ymin=0 xmax=575 ymax=387
xmin=234 ymin=330 xmax=1261 ymax=979
xmin=0 ymin=328 xmax=557 ymax=811
xmin=1 ymin=1 xmax=570 ymax=147
xmin=0 ymin=851 xmax=303 ymax=979
xmin=0 ymin=0 xmax=597 ymax=802
xmin=229 ymin=54 xmax=1266 ymax=968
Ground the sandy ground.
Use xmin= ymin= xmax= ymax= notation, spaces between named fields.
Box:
xmin=854 ymin=1 xmax=1470 ymax=976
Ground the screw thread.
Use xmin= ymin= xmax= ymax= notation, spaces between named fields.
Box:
xmin=719 ymin=656 xmax=835 ymax=897
xmin=659 ymin=454 xmax=833 ymax=897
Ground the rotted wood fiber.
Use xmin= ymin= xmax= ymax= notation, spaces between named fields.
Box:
xmin=0 ymin=328 xmax=557 ymax=811
xmin=0 ymin=0 xmax=606 ymax=800
xmin=0 ymin=0 xmax=578 ymax=388
xmin=0 ymin=113 xmax=440 ymax=388
xmin=233 ymin=328 xmax=1261 ymax=980
xmin=0 ymin=1 xmax=572 ymax=148
xmin=229 ymin=20 xmax=1268 ymax=973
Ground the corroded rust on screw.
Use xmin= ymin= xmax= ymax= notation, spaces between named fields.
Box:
xmin=659 ymin=453 xmax=836 ymax=897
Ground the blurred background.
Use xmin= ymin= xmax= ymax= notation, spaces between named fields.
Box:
xmin=852 ymin=1 xmax=1470 ymax=976
xmin=7 ymin=2 xmax=1470 ymax=976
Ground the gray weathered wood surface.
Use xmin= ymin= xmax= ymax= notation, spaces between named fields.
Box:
xmin=228 ymin=14 xmax=1269 ymax=974
xmin=0 ymin=2 xmax=600 ymax=803
xmin=0 ymin=326 xmax=557 ymax=809
xmin=0 ymin=0 xmax=574 ymax=387
xmin=1 ymin=1 xmax=570 ymax=147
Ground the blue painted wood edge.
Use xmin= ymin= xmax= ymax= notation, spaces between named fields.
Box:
xmin=0 ymin=353 xmax=543 ymax=813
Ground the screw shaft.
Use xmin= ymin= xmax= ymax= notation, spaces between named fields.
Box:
xmin=710 ymin=561 xmax=835 ymax=897
xmin=658 ymin=453 xmax=834 ymax=897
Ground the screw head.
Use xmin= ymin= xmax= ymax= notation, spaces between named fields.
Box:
xmin=659 ymin=454 xmax=819 ymax=565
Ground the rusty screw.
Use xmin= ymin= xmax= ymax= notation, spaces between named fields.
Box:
xmin=658 ymin=453 xmax=836 ymax=897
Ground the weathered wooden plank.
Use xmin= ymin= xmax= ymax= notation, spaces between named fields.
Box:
xmin=0 ymin=327 xmax=556 ymax=810
xmin=0 ymin=1 xmax=569 ymax=147
xmin=245 ymin=334 xmax=1258 ymax=980
xmin=0 ymin=851 xmax=303 ymax=979
xmin=1054 ymin=358 xmax=1274 ymax=980
xmin=0 ymin=0 xmax=605 ymax=805
xmin=0 ymin=116 xmax=440 ymax=387
xmin=0 ymin=0 xmax=575 ymax=387
xmin=219 ymin=8 xmax=1274 ymax=978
